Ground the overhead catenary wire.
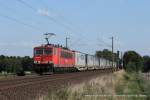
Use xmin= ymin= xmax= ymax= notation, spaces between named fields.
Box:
xmin=0 ymin=2 xmax=45 ymax=28
xmin=0 ymin=1 xmax=45 ymax=31
xmin=18 ymin=0 xmax=89 ymax=48
xmin=0 ymin=14 xmax=42 ymax=31
xmin=0 ymin=3 xmax=24 ymax=16
xmin=39 ymin=0 xmax=90 ymax=41
xmin=98 ymin=40 xmax=112 ymax=47
xmin=97 ymin=35 xmax=112 ymax=49
xmin=16 ymin=0 xmax=75 ymax=35
xmin=16 ymin=0 xmax=37 ymax=12
xmin=39 ymin=0 xmax=84 ymax=32
xmin=16 ymin=0 xmax=110 ymax=51
xmin=17 ymin=0 xmax=75 ymax=33
xmin=0 ymin=0 xmax=116 ymax=55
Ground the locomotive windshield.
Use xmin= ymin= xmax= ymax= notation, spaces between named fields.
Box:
xmin=35 ymin=49 xmax=43 ymax=55
xmin=44 ymin=49 xmax=52 ymax=55
xmin=34 ymin=48 xmax=52 ymax=55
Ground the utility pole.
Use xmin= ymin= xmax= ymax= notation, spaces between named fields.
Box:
xmin=111 ymin=36 xmax=114 ymax=71
xmin=66 ymin=37 xmax=70 ymax=49
xmin=110 ymin=36 xmax=114 ymax=87
xmin=117 ymin=51 xmax=120 ymax=70
xmin=121 ymin=51 xmax=123 ymax=69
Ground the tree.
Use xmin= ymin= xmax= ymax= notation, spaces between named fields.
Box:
xmin=126 ymin=62 xmax=136 ymax=72
xmin=123 ymin=51 xmax=143 ymax=72
xmin=0 ymin=55 xmax=33 ymax=74
xmin=143 ymin=56 xmax=150 ymax=72
xmin=0 ymin=55 xmax=5 ymax=72
xmin=96 ymin=49 xmax=118 ymax=61
xmin=21 ymin=56 xmax=33 ymax=71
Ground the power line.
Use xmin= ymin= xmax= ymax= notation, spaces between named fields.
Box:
xmin=0 ymin=14 xmax=41 ymax=31
xmin=16 ymin=0 xmax=96 ymax=50
xmin=0 ymin=2 xmax=44 ymax=26
xmin=101 ymin=41 xmax=111 ymax=47
xmin=39 ymin=0 xmax=90 ymax=46
xmin=17 ymin=0 xmax=82 ymax=41
xmin=0 ymin=3 xmax=24 ymax=16
xmin=16 ymin=0 xmax=37 ymax=12
xmin=0 ymin=0 xmax=107 ymax=52
xmin=18 ymin=0 xmax=87 ymax=47
xmin=17 ymin=0 xmax=73 ymax=31
xmin=39 ymin=0 xmax=80 ymax=31
xmin=46 ymin=16 xmax=74 ymax=32
xmin=97 ymin=34 xmax=113 ymax=48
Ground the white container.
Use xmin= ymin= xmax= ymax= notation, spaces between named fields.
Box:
xmin=100 ymin=58 xmax=107 ymax=69
xmin=87 ymin=54 xmax=94 ymax=70
xmin=74 ymin=51 xmax=87 ymax=71
xmin=94 ymin=56 xmax=100 ymax=69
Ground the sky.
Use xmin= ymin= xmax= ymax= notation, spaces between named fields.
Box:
xmin=0 ymin=0 xmax=150 ymax=56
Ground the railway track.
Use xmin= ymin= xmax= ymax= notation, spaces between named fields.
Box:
xmin=0 ymin=72 xmax=87 ymax=90
xmin=0 ymin=70 xmax=113 ymax=90
xmin=0 ymin=74 xmax=65 ymax=88
xmin=0 ymin=70 xmax=113 ymax=100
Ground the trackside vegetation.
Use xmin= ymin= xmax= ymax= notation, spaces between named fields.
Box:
xmin=96 ymin=49 xmax=150 ymax=72
xmin=42 ymin=70 xmax=150 ymax=100
xmin=0 ymin=55 xmax=33 ymax=75
xmin=41 ymin=50 xmax=150 ymax=100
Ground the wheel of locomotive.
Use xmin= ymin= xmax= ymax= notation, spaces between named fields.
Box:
xmin=48 ymin=64 xmax=54 ymax=74
xmin=33 ymin=64 xmax=43 ymax=75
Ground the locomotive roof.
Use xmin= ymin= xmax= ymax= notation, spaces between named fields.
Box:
xmin=34 ymin=44 xmax=72 ymax=51
xmin=34 ymin=44 xmax=95 ymax=56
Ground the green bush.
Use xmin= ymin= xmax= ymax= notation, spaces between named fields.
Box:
xmin=123 ymin=51 xmax=143 ymax=72
xmin=126 ymin=62 xmax=137 ymax=73
xmin=0 ymin=55 xmax=33 ymax=73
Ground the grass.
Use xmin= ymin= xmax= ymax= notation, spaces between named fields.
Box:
xmin=0 ymin=72 xmax=10 ymax=80
xmin=115 ymin=72 xmax=150 ymax=95
xmin=41 ymin=70 xmax=150 ymax=100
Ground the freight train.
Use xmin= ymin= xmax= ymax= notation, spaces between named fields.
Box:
xmin=33 ymin=44 xmax=117 ymax=74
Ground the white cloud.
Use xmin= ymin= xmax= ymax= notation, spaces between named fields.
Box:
xmin=38 ymin=9 xmax=49 ymax=16
xmin=38 ymin=8 xmax=58 ymax=17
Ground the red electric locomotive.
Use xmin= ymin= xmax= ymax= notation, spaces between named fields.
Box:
xmin=33 ymin=33 xmax=75 ymax=74
xmin=33 ymin=43 xmax=75 ymax=74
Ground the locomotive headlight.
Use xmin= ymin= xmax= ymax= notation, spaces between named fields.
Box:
xmin=34 ymin=61 xmax=40 ymax=64
xmin=34 ymin=61 xmax=37 ymax=63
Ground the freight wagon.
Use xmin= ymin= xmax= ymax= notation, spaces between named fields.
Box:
xmin=86 ymin=55 xmax=95 ymax=70
xmin=74 ymin=51 xmax=87 ymax=71
xmin=94 ymin=56 xmax=100 ymax=69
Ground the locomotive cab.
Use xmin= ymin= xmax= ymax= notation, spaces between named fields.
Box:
xmin=34 ymin=45 xmax=53 ymax=64
xmin=33 ymin=45 xmax=54 ymax=74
